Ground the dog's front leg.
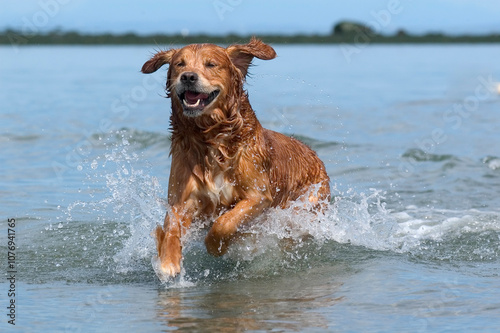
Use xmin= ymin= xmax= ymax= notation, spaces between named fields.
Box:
xmin=155 ymin=207 xmax=192 ymax=277
xmin=205 ymin=196 xmax=271 ymax=256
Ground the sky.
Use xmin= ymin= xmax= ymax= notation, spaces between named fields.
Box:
xmin=2 ymin=0 xmax=500 ymax=36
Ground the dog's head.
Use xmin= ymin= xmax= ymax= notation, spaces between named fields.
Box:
xmin=142 ymin=38 xmax=276 ymax=118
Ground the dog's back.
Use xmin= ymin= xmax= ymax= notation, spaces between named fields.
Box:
xmin=263 ymin=129 xmax=330 ymax=209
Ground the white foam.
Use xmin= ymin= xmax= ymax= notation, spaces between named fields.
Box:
xmin=485 ymin=157 xmax=500 ymax=170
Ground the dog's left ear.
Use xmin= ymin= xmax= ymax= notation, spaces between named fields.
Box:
xmin=226 ymin=37 xmax=277 ymax=77
xmin=141 ymin=49 xmax=177 ymax=74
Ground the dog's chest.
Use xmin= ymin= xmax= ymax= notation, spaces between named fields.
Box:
xmin=203 ymin=171 xmax=235 ymax=207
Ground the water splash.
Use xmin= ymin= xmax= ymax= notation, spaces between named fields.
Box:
xmin=100 ymin=146 xmax=166 ymax=274
xmin=100 ymin=155 xmax=500 ymax=285
xmin=58 ymin=134 xmax=500 ymax=286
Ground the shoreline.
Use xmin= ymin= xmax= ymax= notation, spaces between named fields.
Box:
xmin=2 ymin=30 xmax=500 ymax=46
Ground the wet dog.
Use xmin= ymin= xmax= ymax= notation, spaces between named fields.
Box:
xmin=142 ymin=38 xmax=330 ymax=278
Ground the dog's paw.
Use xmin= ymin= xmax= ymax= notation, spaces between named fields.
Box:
xmin=152 ymin=256 xmax=181 ymax=281
xmin=153 ymin=225 xmax=183 ymax=279
xmin=161 ymin=261 xmax=181 ymax=277
xmin=205 ymin=232 xmax=229 ymax=257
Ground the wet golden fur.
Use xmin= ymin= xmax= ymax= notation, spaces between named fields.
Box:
xmin=142 ymin=38 xmax=330 ymax=278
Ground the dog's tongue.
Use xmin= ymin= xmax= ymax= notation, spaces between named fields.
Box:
xmin=185 ymin=90 xmax=209 ymax=104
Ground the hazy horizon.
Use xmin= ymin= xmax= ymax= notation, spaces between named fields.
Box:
xmin=2 ymin=0 xmax=500 ymax=37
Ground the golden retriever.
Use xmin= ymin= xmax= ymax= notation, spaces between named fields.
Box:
xmin=142 ymin=38 xmax=330 ymax=278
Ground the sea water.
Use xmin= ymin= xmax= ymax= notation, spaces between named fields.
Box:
xmin=1 ymin=44 xmax=499 ymax=332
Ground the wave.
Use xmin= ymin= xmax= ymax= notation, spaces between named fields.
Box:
xmin=483 ymin=156 xmax=500 ymax=171
xmin=402 ymin=148 xmax=459 ymax=162
xmin=286 ymin=134 xmax=341 ymax=150
xmin=400 ymin=149 xmax=500 ymax=181
xmin=90 ymin=128 xmax=171 ymax=150
xmin=0 ymin=133 xmax=42 ymax=142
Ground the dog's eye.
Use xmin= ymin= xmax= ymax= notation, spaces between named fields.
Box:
xmin=175 ymin=61 xmax=185 ymax=67
xmin=205 ymin=62 xmax=217 ymax=68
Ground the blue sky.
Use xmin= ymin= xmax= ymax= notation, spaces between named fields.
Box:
xmin=2 ymin=0 xmax=500 ymax=36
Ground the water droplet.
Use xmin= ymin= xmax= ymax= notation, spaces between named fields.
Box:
xmin=77 ymin=165 xmax=83 ymax=171
xmin=91 ymin=160 xmax=98 ymax=170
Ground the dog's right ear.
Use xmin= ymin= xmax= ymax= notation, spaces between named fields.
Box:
xmin=141 ymin=49 xmax=177 ymax=74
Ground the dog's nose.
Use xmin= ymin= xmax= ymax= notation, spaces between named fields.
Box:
xmin=180 ymin=72 xmax=198 ymax=84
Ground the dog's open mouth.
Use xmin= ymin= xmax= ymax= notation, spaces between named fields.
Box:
xmin=178 ymin=90 xmax=220 ymax=115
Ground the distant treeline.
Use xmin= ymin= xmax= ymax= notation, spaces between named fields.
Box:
xmin=2 ymin=22 xmax=500 ymax=46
